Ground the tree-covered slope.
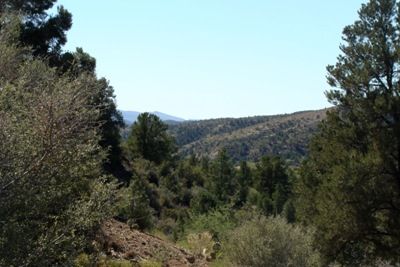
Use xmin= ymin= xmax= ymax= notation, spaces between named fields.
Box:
xmin=168 ymin=109 xmax=328 ymax=164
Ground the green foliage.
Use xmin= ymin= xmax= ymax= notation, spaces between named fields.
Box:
xmin=208 ymin=149 xmax=235 ymax=202
xmin=93 ymin=77 xmax=126 ymax=181
xmin=225 ymin=216 xmax=321 ymax=267
xmin=118 ymin=162 xmax=157 ymax=230
xmin=247 ymin=187 xmax=270 ymax=210
xmin=59 ymin=47 xmax=127 ymax=182
xmin=127 ymin=113 xmax=176 ymax=164
xmin=282 ymin=198 xmax=296 ymax=223
xmin=57 ymin=47 xmax=127 ymax=181
xmin=183 ymin=207 xmax=237 ymax=241
xmin=0 ymin=41 xmax=116 ymax=266
xmin=252 ymin=156 xmax=291 ymax=215
xmin=190 ymin=187 xmax=218 ymax=214
xmin=255 ymin=156 xmax=289 ymax=196
xmin=234 ymin=161 xmax=252 ymax=207
xmin=1 ymin=2 xmax=127 ymax=183
xmin=123 ymin=175 xmax=155 ymax=230
xmin=1 ymin=0 xmax=72 ymax=63
xmin=138 ymin=260 xmax=162 ymax=267
xmin=74 ymin=253 xmax=91 ymax=267
xmin=295 ymin=0 xmax=400 ymax=265
xmin=97 ymin=258 xmax=135 ymax=267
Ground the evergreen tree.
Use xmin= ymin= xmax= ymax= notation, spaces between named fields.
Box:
xmin=255 ymin=157 xmax=289 ymax=195
xmin=208 ymin=149 xmax=235 ymax=203
xmin=94 ymin=77 xmax=127 ymax=181
xmin=127 ymin=175 xmax=155 ymax=230
xmin=272 ymin=183 xmax=287 ymax=215
xmin=234 ymin=161 xmax=252 ymax=207
xmin=295 ymin=0 xmax=400 ymax=264
xmin=0 ymin=0 xmax=72 ymax=64
xmin=126 ymin=113 xmax=176 ymax=164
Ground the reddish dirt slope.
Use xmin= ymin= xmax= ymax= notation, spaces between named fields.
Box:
xmin=97 ymin=219 xmax=208 ymax=267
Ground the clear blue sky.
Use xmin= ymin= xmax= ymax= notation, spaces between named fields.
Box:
xmin=57 ymin=0 xmax=366 ymax=120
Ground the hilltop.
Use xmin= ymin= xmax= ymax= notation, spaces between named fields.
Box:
xmin=168 ymin=109 xmax=328 ymax=164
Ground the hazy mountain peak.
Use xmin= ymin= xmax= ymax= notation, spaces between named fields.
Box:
xmin=120 ymin=110 xmax=185 ymax=124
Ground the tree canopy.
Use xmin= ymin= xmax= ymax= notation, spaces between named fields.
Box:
xmin=295 ymin=0 xmax=400 ymax=264
xmin=0 ymin=0 xmax=72 ymax=64
xmin=126 ymin=112 xmax=176 ymax=165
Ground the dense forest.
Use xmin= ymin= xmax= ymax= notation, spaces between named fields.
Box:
xmin=0 ymin=0 xmax=400 ymax=267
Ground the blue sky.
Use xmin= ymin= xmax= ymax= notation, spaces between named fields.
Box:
xmin=57 ymin=0 xmax=366 ymax=120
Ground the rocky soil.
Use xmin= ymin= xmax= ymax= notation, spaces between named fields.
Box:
xmin=97 ymin=219 xmax=208 ymax=267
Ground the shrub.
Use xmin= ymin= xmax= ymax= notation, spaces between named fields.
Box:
xmin=186 ymin=231 xmax=215 ymax=257
xmin=74 ymin=253 xmax=91 ymax=267
xmin=0 ymin=31 xmax=116 ymax=266
xmin=139 ymin=260 xmax=162 ymax=267
xmin=225 ymin=216 xmax=321 ymax=267
xmin=183 ymin=207 xmax=237 ymax=241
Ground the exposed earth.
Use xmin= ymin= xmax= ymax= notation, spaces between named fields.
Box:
xmin=97 ymin=219 xmax=208 ymax=267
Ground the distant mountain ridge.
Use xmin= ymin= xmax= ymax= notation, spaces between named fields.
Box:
xmin=168 ymin=109 xmax=329 ymax=165
xmin=120 ymin=110 xmax=185 ymax=124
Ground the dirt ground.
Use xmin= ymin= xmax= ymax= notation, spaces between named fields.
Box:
xmin=97 ymin=219 xmax=208 ymax=267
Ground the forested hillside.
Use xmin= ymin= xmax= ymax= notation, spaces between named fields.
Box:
xmin=2 ymin=0 xmax=400 ymax=266
xmin=169 ymin=109 xmax=327 ymax=164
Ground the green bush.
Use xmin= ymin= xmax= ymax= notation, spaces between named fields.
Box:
xmin=74 ymin=253 xmax=91 ymax=267
xmin=0 ymin=25 xmax=117 ymax=266
xmin=116 ymin=175 xmax=155 ymax=230
xmin=225 ymin=216 xmax=321 ymax=267
xmin=139 ymin=260 xmax=162 ymax=267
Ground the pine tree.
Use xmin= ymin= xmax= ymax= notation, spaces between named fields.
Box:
xmin=295 ymin=0 xmax=400 ymax=264
xmin=0 ymin=0 xmax=72 ymax=64
xmin=126 ymin=113 xmax=176 ymax=164
xmin=234 ymin=161 xmax=252 ymax=207
xmin=208 ymin=149 xmax=235 ymax=203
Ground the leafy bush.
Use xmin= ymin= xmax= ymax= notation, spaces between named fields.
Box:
xmin=0 ymin=24 xmax=116 ymax=266
xmin=116 ymin=175 xmax=155 ymax=230
xmin=225 ymin=216 xmax=321 ymax=267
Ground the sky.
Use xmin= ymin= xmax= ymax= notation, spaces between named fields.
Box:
xmin=56 ymin=0 xmax=366 ymax=120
